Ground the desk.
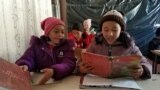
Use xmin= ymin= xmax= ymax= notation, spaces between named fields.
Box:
xmin=151 ymin=50 xmax=160 ymax=74
xmin=32 ymin=74 xmax=160 ymax=90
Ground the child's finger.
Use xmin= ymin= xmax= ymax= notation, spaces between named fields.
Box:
xmin=38 ymin=68 xmax=53 ymax=85
xmin=20 ymin=65 xmax=28 ymax=71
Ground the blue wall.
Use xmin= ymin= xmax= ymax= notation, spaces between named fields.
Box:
xmin=67 ymin=0 xmax=160 ymax=55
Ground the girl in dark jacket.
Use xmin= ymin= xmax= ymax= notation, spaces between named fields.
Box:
xmin=16 ymin=17 xmax=76 ymax=85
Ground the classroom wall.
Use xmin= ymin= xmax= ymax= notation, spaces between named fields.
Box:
xmin=0 ymin=0 xmax=52 ymax=62
xmin=67 ymin=0 xmax=160 ymax=55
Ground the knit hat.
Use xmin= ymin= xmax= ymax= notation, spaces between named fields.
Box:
xmin=99 ymin=10 xmax=126 ymax=31
xmin=41 ymin=17 xmax=65 ymax=36
xmin=72 ymin=23 xmax=82 ymax=31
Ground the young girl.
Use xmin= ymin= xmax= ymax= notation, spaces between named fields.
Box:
xmin=16 ymin=17 xmax=76 ymax=84
xmin=79 ymin=10 xmax=152 ymax=79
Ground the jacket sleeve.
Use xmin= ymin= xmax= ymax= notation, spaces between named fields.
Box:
xmin=15 ymin=45 xmax=36 ymax=72
xmin=15 ymin=36 xmax=42 ymax=72
xmin=131 ymin=45 xmax=152 ymax=79
xmin=51 ymin=41 xmax=76 ymax=80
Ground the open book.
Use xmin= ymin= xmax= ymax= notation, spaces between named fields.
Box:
xmin=0 ymin=58 xmax=32 ymax=90
xmin=0 ymin=58 xmax=55 ymax=89
xmin=80 ymin=74 xmax=142 ymax=90
xmin=82 ymin=52 xmax=141 ymax=78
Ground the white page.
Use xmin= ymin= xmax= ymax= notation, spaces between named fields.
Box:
xmin=0 ymin=87 xmax=9 ymax=90
xmin=83 ymin=74 xmax=111 ymax=86
xmin=82 ymin=74 xmax=142 ymax=90
xmin=111 ymin=77 xmax=142 ymax=90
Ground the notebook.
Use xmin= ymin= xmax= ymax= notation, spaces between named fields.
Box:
xmin=81 ymin=52 xmax=141 ymax=78
xmin=0 ymin=57 xmax=56 ymax=90
xmin=80 ymin=74 xmax=142 ymax=90
xmin=0 ymin=58 xmax=32 ymax=90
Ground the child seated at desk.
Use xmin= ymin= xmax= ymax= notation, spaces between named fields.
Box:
xmin=147 ymin=28 xmax=160 ymax=62
xmin=79 ymin=10 xmax=152 ymax=79
xmin=68 ymin=23 xmax=84 ymax=48
xmin=81 ymin=19 xmax=95 ymax=48
xmin=16 ymin=17 xmax=76 ymax=85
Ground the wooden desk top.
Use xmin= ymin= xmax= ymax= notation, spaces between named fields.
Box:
xmin=32 ymin=74 xmax=160 ymax=90
xmin=151 ymin=50 xmax=160 ymax=56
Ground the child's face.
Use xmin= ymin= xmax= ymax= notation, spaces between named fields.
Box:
xmin=72 ymin=30 xmax=82 ymax=39
xmin=101 ymin=21 xmax=121 ymax=45
xmin=48 ymin=25 xmax=65 ymax=44
xmin=83 ymin=22 xmax=91 ymax=31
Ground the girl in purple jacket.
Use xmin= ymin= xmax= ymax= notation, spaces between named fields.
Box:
xmin=16 ymin=17 xmax=76 ymax=84
xmin=79 ymin=10 xmax=152 ymax=79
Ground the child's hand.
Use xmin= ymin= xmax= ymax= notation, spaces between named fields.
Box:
xmin=37 ymin=68 xmax=54 ymax=85
xmin=79 ymin=61 xmax=94 ymax=74
xmin=129 ymin=64 xmax=143 ymax=79
xmin=19 ymin=65 xmax=28 ymax=71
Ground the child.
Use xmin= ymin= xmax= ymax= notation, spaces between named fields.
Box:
xmin=79 ymin=10 xmax=152 ymax=79
xmin=83 ymin=19 xmax=92 ymax=34
xmin=81 ymin=19 xmax=95 ymax=48
xmin=147 ymin=28 xmax=160 ymax=61
xmin=16 ymin=17 xmax=76 ymax=85
xmin=68 ymin=23 xmax=84 ymax=48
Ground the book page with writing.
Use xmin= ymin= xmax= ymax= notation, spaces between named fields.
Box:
xmin=82 ymin=74 xmax=142 ymax=90
xmin=0 ymin=58 xmax=32 ymax=90
xmin=82 ymin=52 xmax=111 ymax=77
xmin=111 ymin=77 xmax=142 ymax=90
xmin=82 ymin=52 xmax=141 ymax=78
xmin=83 ymin=74 xmax=111 ymax=86
xmin=111 ymin=55 xmax=141 ymax=77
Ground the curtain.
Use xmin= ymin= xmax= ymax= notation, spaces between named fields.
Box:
xmin=0 ymin=0 xmax=52 ymax=62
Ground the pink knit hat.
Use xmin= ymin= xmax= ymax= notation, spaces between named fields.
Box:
xmin=41 ymin=17 xmax=65 ymax=36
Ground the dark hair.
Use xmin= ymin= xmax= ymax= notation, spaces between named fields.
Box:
xmin=72 ymin=23 xmax=82 ymax=31
xmin=40 ymin=35 xmax=51 ymax=41
xmin=156 ymin=28 xmax=160 ymax=36
xmin=117 ymin=32 xmax=134 ymax=48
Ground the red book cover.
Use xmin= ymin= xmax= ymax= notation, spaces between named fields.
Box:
xmin=81 ymin=52 xmax=141 ymax=78
xmin=0 ymin=58 xmax=32 ymax=90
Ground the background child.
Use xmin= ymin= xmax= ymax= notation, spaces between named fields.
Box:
xmin=16 ymin=17 xmax=76 ymax=85
xmin=147 ymin=28 xmax=160 ymax=60
xmin=79 ymin=10 xmax=152 ymax=79
xmin=81 ymin=19 xmax=95 ymax=48
xmin=68 ymin=23 xmax=83 ymax=48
